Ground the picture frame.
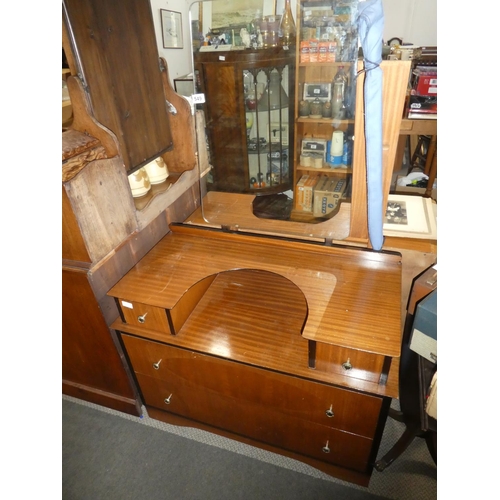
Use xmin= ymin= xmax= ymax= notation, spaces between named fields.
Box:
xmin=161 ymin=9 xmax=183 ymax=49
xmin=303 ymin=83 xmax=332 ymax=102
xmin=270 ymin=122 xmax=289 ymax=146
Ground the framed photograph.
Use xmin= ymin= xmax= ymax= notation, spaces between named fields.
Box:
xmin=303 ymin=83 xmax=332 ymax=102
xmin=269 ymin=122 xmax=289 ymax=146
xmin=383 ymin=194 xmax=437 ymax=239
xmin=161 ymin=9 xmax=183 ymax=49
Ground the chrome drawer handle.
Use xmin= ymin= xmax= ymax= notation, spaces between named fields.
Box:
xmin=322 ymin=440 xmax=330 ymax=453
xmin=164 ymin=394 xmax=172 ymax=405
xmin=153 ymin=359 xmax=162 ymax=370
xmin=137 ymin=313 xmax=148 ymax=324
xmin=325 ymin=405 xmax=334 ymax=418
xmin=342 ymin=358 xmax=352 ymax=371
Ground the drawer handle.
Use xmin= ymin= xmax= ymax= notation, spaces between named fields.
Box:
xmin=325 ymin=405 xmax=334 ymax=418
xmin=341 ymin=358 xmax=352 ymax=371
xmin=153 ymin=359 xmax=162 ymax=370
xmin=137 ymin=313 xmax=148 ymax=324
xmin=322 ymin=440 xmax=330 ymax=454
xmin=164 ymin=394 xmax=172 ymax=405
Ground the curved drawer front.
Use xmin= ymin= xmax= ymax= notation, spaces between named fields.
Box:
xmin=122 ymin=334 xmax=382 ymax=438
xmin=136 ymin=371 xmax=373 ymax=472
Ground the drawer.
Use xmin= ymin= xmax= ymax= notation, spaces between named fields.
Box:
xmin=122 ymin=335 xmax=383 ymax=438
xmin=136 ymin=371 xmax=373 ymax=472
xmin=117 ymin=299 xmax=171 ymax=334
xmin=313 ymin=342 xmax=386 ymax=384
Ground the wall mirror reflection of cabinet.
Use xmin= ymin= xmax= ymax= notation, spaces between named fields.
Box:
xmin=188 ymin=0 xmax=409 ymax=244
xmin=194 ymin=48 xmax=294 ymax=194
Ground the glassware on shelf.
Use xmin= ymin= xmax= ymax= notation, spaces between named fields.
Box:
xmin=258 ymin=71 xmax=289 ymax=111
xmin=331 ymin=66 xmax=348 ymax=119
xmin=279 ymin=0 xmax=296 ymax=48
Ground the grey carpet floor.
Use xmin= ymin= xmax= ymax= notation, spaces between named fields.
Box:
xmin=62 ymin=396 xmax=437 ymax=500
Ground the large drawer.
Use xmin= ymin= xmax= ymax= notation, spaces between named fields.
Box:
xmin=136 ymin=371 xmax=373 ymax=472
xmin=122 ymin=334 xmax=383 ymax=438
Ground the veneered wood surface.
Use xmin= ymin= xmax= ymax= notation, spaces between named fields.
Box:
xmin=62 ymin=268 xmax=138 ymax=406
xmin=123 ymin=334 xmax=383 ymax=438
xmin=109 ymin=225 xmax=401 ymax=355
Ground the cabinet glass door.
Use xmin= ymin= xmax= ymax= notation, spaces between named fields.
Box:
xmin=243 ymin=65 xmax=291 ymax=193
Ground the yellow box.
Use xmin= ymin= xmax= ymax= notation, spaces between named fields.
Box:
xmin=296 ymin=174 xmax=319 ymax=212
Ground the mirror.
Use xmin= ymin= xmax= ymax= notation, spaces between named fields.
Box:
xmin=187 ymin=1 xmax=362 ymax=242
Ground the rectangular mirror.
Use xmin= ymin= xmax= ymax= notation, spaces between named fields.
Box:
xmin=186 ymin=1 xmax=375 ymax=244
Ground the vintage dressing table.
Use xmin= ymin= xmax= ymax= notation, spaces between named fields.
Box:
xmin=62 ymin=0 xmax=436 ymax=487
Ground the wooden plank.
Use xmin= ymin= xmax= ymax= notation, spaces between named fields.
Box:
xmin=64 ymin=0 xmax=173 ymax=172
xmin=64 ymin=156 xmax=138 ymax=263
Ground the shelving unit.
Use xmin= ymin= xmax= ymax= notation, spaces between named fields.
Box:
xmin=292 ymin=0 xmax=360 ymax=221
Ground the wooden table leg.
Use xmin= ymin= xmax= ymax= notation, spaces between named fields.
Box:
xmin=424 ymin=136 xmax=437 ymax=198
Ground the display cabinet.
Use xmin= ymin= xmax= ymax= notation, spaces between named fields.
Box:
xmin=292 ymin=0 xmax=360 ymax=219
xmin=194 ymin=48 xmax=295 ymax=194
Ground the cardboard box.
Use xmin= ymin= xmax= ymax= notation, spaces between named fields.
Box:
xmin=313 ymin=176 xmax=347 ymax=217
xmin=412 ymin=66 xmax=437 ymax=96
xmin=295 ymin=174 xmax=319 ymax=212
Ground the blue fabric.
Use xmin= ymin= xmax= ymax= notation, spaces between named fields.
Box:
xmin=357 ymin=0 xmax=384 ymax=250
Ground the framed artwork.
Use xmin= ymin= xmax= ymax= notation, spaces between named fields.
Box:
xmin=161 ymin=9 xmax=183 ymax=49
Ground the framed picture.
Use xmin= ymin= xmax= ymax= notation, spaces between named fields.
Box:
xmin=161 ymin=9 xmax=183 ymax=49
xmin=303 ymin=83 xmax=332 ymax=102
xmin=269 ymin=122 xmax=289 ymax=146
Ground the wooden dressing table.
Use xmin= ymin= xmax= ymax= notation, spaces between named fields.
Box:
xmin=108 ymin=223 xmax=402 ymax=486
xmin=62 ymin=0 xmax=437 ymax=487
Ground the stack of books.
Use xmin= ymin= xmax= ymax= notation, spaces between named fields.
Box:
xmin=407 ymin=65 xmax=437 ymax=120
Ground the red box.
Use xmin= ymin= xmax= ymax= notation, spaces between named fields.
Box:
xmin=412 ymin=67 xmax=437 ymax=96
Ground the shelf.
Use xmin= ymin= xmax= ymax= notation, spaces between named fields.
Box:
xmin=297 ymin=166 xmax=352 ymax=174
xmin=296 ymin=117 xmax=355 ymax=125
xmin=298 ymin=62 xmax=354 ymax=68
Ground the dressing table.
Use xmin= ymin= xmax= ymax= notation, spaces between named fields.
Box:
xmin=62 ymin=0 xmax=436 ymax=486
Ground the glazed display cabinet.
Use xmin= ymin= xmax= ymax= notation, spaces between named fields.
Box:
xmin=194 ymin=48 xmax=295 ymax=194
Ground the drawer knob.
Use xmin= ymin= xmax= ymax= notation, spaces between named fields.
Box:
xmin=341 ymin=358 xmax=352 ymax=371
xmin=325 ymin=405 xmax=334 ymax=418
xmin=137 ymin=312 xmax=148 ymax=324
xmin=164 ymin=394 xmax=172 ymax=405
xmin=153 ymin=359 xmax=162 ymax=370
xmin=322 ymin=440 xmax=330 ymax=454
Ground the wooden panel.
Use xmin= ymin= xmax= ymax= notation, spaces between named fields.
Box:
xmin=62 ymin=268 xmax=139 ymax=413
xmin=349 ymin=61 xmax=411 ymax=243
xmin=159 ymin=59 xmax=198 ymax=175
xmin=64 ymin=156 xmax=137 ymax=263
xmin=62 ymin=186 xmax=91 ymax=263
xmin=63 ymin=0 xmax=173 ymax=172
xmin=123 ymin=335 xmax=383 ymax=438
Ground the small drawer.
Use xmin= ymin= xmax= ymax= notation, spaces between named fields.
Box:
xmin=118 ymin=299 xmax=171 ymax=334
xmin=313 ymin=342 xmax=386 ymax=384
xmin=122 ymin=335 xmax=383 ymax=438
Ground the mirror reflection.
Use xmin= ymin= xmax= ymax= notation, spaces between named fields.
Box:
xmin=188 ymin=1 xmax=361 ymax=238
